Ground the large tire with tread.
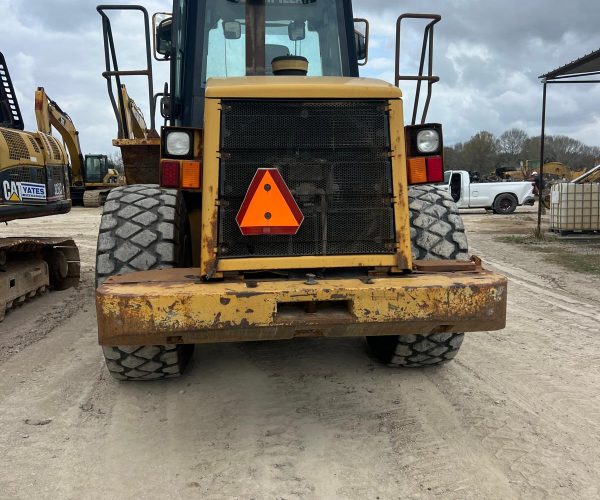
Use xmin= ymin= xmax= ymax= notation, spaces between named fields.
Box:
xmin=492 ymin=193 xmax=518 ymax=215
xmin=367 ymin=185 xmax=468 ymax=367
xmin=96 ymin=184 xmax=193 ymax=381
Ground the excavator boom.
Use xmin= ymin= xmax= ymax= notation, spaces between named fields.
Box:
xmin=34 ymin=87 xmax=125 ymax=207
xmin=34 ymin=87 xmax=84 ymax=182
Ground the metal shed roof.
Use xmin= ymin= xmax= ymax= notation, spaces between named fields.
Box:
xmin=540 ymin=48 xmax=600 ymax=80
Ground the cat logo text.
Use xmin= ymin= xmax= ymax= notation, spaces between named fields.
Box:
xmin=2 ymin=181 xmax=47 ymax=202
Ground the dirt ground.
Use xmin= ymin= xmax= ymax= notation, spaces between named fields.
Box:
xmin=1 ymin=206 xmax=599 ymax=500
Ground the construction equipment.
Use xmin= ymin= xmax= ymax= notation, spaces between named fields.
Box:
xmin=94 ymin=2 xmax=507 ymax=380
xmin=0 ymin=52 xmax=80 ymax=320
xmin=497 ymin=161 xmax=588 ymax=182
xmin=34 ymin=87 xmax=124 ymax=207
xmin=572 ymin=164 xmax=600 ymax=184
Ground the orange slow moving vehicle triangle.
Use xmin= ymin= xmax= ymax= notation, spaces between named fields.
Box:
xmin=236 ymin=168 xmax=304 ymax=236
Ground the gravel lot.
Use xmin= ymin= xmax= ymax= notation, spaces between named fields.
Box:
xmin=1 ymin=206 xmax=599 ymax=499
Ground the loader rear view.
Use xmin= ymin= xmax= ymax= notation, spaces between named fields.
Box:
xmin=94 ymin=1 xmax=507 ymax=380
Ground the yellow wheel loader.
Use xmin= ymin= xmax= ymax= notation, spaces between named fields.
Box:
xmin=94 ymin=2 xmax=507 ymax=380
xmin=0 ymin=52 xmax=79 ymax=320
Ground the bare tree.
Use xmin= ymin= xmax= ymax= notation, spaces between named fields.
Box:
xmin=446 ymin=130 xmax=600 ymax=175
xmin=498 ymin=128 xmax=528 ymax=167
xmin=106 ymin=150 xmax=124 ymax=174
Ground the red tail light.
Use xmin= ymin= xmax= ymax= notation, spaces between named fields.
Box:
xmin=161 ymin=160 xmax=180 ymax=188
xmin=426 ymin=156 xmax=444 ymax=183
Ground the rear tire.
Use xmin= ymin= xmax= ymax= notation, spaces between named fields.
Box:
xmin=492 ymin=193 xmax=518 ymax=214
xmin=367 ymin=185 xmax=468 ymax=368
xmin=102 ymin=345 xmax=193 ymax=381
xmin=367 ymin=333 xmax=464 ymax=367
xmin=95 ymin=185 xmax=193 ymax=381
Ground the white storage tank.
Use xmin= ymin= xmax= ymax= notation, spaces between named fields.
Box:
xmin=550 ymin=182 xmax=600 ymax=233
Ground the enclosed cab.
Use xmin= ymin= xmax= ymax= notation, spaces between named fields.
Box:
xmin=95 ymin=1 xmax=507 ymax=380
xmin=73 ymin=154 xmax=123 ymax=207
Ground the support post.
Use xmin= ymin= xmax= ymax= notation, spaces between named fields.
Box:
xmin=537 ymin=80 xmax=548 ymax=237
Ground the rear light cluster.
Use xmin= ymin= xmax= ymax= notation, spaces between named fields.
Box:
xmin=407 ymin=156 xmax=444 ymax=184
xmin=160 ymin=127 xmax=202 ymax=189
xmin=160 ymin=160 xmax=202 ymax=189
xmin=405 ymin=123 xmax=445 ymax=185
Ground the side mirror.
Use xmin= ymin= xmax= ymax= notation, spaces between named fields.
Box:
xmin=288 ymin=21 xmax=306 ymax=41
xmin=153 ymin=13 xmax=173 ymax=61
xmin=353 ymin=18 xmax=369 ymax=66
xmin=223 ymin=21 xmax=242 ymax=40
xmin=160 ymin=96 xmax=172 ymax=120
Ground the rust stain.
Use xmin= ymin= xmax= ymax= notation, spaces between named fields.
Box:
xmin=96 ymin=270 xmax=508 ymax=345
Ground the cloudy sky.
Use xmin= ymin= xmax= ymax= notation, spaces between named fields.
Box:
xmin=2 ymin=0 xmax=600 ymax=154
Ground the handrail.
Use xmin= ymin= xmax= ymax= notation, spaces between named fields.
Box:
xmin=0 ymin=52 xmax=25 ymax=130
xmin=395 ymin=14 xmax=441 ymax=125
xmin=97 ymin=5 xmax=156 ymax=138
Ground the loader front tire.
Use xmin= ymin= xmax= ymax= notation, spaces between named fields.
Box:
xmin=367 ymin=185 xmax=468 ymax=368
xmin=95 ymin=185 xmax=193 ymax=381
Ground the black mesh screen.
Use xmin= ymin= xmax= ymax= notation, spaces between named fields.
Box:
xmin=46 ymin=165 xmax=66 ymax=199
xmin=218 ymin=99 xmax=396 ymax=259
xmin=7 ymin=166 xmax=45 ymax=184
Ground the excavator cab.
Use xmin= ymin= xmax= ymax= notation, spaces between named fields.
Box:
xmin=83 ymin=154 xmax=112 ymax=184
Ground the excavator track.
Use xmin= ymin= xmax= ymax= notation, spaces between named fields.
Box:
xmin=0 ymin=237 xmax=80 ymax=321
xmin=83 ymin=190 xmax=104 ymax=208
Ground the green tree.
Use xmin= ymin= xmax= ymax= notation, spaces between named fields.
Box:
xmin=460 ymin=131 xmax=499 ymax=175
xmin=443 ymin=142 xmax=464 ymax=170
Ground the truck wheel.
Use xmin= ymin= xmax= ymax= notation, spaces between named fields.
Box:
xmin=95 ymin=185 xmax=193 ymax=381
xmin=367 ymin=185 xmax=468 ymax=368
xmin=492 ymin=193 xmax=518 ymax=215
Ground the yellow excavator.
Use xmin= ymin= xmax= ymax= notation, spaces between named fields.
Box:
xmin=498 ymin=161 xmax=588 ymax=182
xmin=572 ymin=164 xmax=600 ymax=184
xmin=0 ymin=52 xmax=79 ymax=320
xmin=34 ymin=87 xmax=124 ymax=207
xmin=497 ymin=161 xmax=592 ymax=208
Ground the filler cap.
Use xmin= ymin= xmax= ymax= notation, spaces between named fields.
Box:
xmin=272 ymin=56 xmax=309 ymax=76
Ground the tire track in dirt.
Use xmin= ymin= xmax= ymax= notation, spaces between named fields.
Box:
xmin=436 ymin=247 xmax=600 ymax=499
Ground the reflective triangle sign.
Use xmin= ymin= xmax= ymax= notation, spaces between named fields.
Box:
xmin=236 ymin=168 xmax=304 ymax=236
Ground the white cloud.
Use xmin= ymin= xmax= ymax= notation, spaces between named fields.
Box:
xmin=2 ymin=0 xmax=599 ymax=153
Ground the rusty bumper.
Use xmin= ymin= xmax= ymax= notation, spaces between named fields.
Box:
xmin=96 ymin=268 xmax=507 ymax=346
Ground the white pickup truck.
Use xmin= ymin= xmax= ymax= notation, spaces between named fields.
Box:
xmin=438 ymin=170 xmax=536 ymax=214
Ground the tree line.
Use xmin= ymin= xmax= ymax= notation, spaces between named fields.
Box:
xmin=444 ymin=129 xmax=600 ymax=176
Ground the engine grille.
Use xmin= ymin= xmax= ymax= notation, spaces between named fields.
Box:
xmin=6 ymin=166 xmax=45 ymax=184
xmin=218 ymin=99 xmax=396 ymax=259
xmin=0 ymin=129 xmax=30 ymax=161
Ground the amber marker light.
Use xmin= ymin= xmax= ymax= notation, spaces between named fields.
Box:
xmin=407 ymin=157 xmax=428 ymax=184
xmin=181 ymin=161 xmax=202 ymax=189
